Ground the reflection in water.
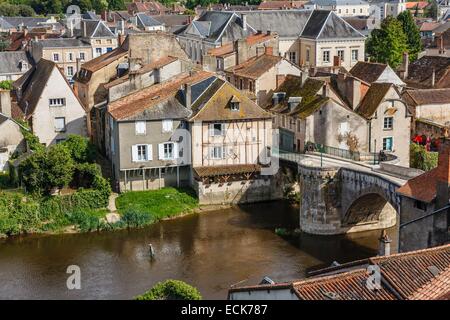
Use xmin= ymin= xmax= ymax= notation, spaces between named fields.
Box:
xmin=0 ymin=201 xmax=397 ymax=299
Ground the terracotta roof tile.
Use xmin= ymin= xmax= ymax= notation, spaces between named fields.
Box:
xmin=349 ymin=61 xmax=387 ymax=84
xmin=355 ymin=83 xmax=393 ymax=119
xmin=410 ymin=267 xmax=450 ymax=300
xmin=397 ymin=146 xmax=450 ymax=202
xmin=194 ymin=164 xmax=261 ymax=178
xmin=108 ymin=71 xmax=212 ymax=120
xmin=225 ymin=54 xmax=282 ymax=80
xmin=402 ymin=88 xmax=450 ymax=106
xmin=81 ymin=47 xmax=128 ymax=73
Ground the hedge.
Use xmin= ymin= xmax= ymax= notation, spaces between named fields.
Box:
xmin=410 ymin=143 xmax=438 ymax=171
xmin=135 ymin=280 xmax=202 ymax=300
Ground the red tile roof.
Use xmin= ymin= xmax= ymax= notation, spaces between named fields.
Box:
xmin=258 ymin=0 xmax=306 ymax=10
xmin=207 ymin=33 xmax=276 ymax=57
xmin=108 ymin=71 xmax=212 ymax=120
xmin=406 ymin=1 xmax=430 ymax=10
xmin=81 ymin=47 xmax=128 ymax=73
xmin=225 ymin=54 xmax=282 ymax=80
xmin=396 ymin=145 xmax=450 ymax=202
xmin=410 ymin=267 xmax=450 ymax=300
xmin=420 ymin=22 xmax=440 ymax=32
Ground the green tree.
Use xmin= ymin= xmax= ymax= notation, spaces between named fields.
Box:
xmin=366 ymin=16 xmax=408 ymax=68
xmin=0 ymin=80 xmax=13 ymax=90
xmin=92 ymin=0 xmax=108 ymax=13
xmin=62 ymin=134 xmax=96 ymax=163
xmin=20 ymin=151 xmax=47 ymax=194
xmin=135 ymin=280 xmax=202 ymax=300
xmin=45 ymin=144 xmax=75 ymax=190
xmin=397 ymin=10 xmax=422 ymax=61
xmin=108 ymin=0 xmax=125 ymax=10
xmin=425 ymin=0 xmax=438 ymax=19
xmin=410 ymin=143 xmax=438 ymax=171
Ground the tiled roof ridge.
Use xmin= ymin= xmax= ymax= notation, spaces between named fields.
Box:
xmin=369 ymin=243 xmax=450 ymax=264
xmin=409 ymin=267 xmax=450 ymax=300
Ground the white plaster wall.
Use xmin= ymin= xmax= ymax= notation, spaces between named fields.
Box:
xmin=31 ymin=67 xmax=87 ymax=146
xmin=416 ymin=103 xmax=450 ymax=126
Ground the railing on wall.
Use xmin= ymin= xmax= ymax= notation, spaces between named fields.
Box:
xmin=304 ymin=141 xmax=361 ymax=161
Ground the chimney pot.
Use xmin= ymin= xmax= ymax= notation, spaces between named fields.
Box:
xmin=378 ymin=230 xmax=391 ymax=256
xmin=184 ymin=83 xmax=192 ymax=109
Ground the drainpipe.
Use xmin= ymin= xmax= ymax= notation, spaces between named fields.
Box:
xmin=368 ymin=120 xmax=371 ymax=156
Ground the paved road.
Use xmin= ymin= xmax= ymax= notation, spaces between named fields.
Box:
xmin=277 ymin=151 xmax=408 ymax=186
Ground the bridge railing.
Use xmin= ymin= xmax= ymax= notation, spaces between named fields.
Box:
xmin=304 ymin=142 xmax=361 ymax=161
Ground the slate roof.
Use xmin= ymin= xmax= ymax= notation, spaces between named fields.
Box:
xmin=189 ymin=78 xmax=272 ymax=122
xmin=108 ymin=71 xmax=213 ymax=121
xmin=136 ymin=13 xmax=163 ymax=28
xmin=402 ymin=88 xmax=450 ymax=106
xmin=0 ymin=51 xmax=31 ymax=75
xmin=0 ymin=16 xmax=54 ymax=30
xmin=311 ymin=0 xmax=368 ymax=4
xmin=225 ymin=54 xmax=282 ymax=79
xmin=355 ymin=83 xmax=393 ymax=119
xmin=74 ymin=20 xmax=115 ymax=38
xmin=349 ymin=61 xmax=387 ymax=84
xmin=33 ymin=38 xmax=91 ymax=48
xmin=301 ymin=10 xmax=365 ymax=40
xmin=405 ymin=56 xmax=450 ymax=88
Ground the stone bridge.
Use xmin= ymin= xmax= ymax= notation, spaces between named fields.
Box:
xmin=277 ymin=152 xmax=410 ymax=235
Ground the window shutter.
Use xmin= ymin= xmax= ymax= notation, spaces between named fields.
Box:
xmin=222 ymin=146 xmax=226 ymax=159
xmin=221 ymin=123 xmax=225 ymax=135
xmin=158 ymin=143 xmax=164 ymax=160
xmin=131 ymin=145 xmax=138 ymax=162
xmin=209 ymin=124 xmax=214 ymax=136
xmin=173 ymin=142 xmax=179 ymax=159
xmin=146 ymin=144 xmax=153 ymax=161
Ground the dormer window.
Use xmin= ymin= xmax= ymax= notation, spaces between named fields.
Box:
xmin=230 ymin=95 xmax=240 ymax=111
xmin=288 ymin=97 xmax=302 ymax=111
xmin=272 ymin=92 xmax=286 ymax=105
xmin=19 ymin=60 xmax=28 ymax=72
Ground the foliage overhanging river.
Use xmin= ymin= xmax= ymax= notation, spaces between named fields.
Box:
xmin=0 ymin=201 xmax=397 ymax=299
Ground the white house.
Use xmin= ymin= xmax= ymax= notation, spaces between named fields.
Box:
xmin=13 ymin=59 xmax=87 ymax=146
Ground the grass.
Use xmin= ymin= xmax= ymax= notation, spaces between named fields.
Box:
xmin=115 ymin=187 xmax=199 ymax=221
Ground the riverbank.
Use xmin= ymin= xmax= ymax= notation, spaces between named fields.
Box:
xmin=0 ymin=187 xmax=236 ymax=238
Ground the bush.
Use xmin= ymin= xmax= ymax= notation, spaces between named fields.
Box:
xmin=410 ymin=143 xmax=438 ymax=171
xmin=135 ymin=280 xmax=202 ymax=300
xmin=0 ymin=80 xmax=13 ymax=90
xmin=62 ymin=135 xmax=96 ymax=163
xmin=122 ymin=208 xmax=152 ymax=228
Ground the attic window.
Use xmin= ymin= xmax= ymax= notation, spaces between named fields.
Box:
xmin=288 ymin=97 xmax=301 ymax=111
xmin=272 ymin=92 xmax=286 ymax=105
xmin=230 ymin=95 xmax=240 ymax=111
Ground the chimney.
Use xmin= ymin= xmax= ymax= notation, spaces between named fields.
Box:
xmin=68 ymin=19 xmax=74 ymax=38
xmin=241 ymin=14 xmax=247 ymax=31
xmin=322 ymin=83 xmax=329 ymax=98
xmin=401 ymin=52 xmax=409 ymax=80
xmin=431 ymin=68 xmax=436 ymax=87
xmin=264 ymin=46 xmax=273 ymax=56
xmin=0 ymin=90 xmax=12 ymax=118
xmin=118 ymin=20 xmax=125 ymax=35
xmin=378 ymin=230 xmax=391 ymax=256
xmin=82 ymin=20 xmax=87 ymax=38
xmin=439 ymin=36 xmax=445 ymax=55
xmin=184 ymin=83 xmax=192 ymax=109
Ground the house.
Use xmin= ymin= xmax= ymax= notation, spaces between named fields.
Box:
xmin=400 ymin=55 xmax=450 ymax=88
xmin=0 ymin=51 xmax=32 ymax=81
xmin=30 ymin=38 xmax=92 ymax=82
xmin=73 ymin=32 xmax=192 ymax=148
xmin=228 ymin=244 xmax=450 ymax=300
xmin=366 ymin=0 xmax=407 ymax=19
xmin=5 ymin=28 xmax=61 ymax=51
xmin=126 ymin=0 xmax=169 ymax=15
xmin=349 ymin=61 xmax=405 ymax=86
xmin=420 ymin=22 xmax=441 ymax=42
xmin=403 ymin=88 xmax=450 ymax=137
xmin=224 ymin=51 xmax=303 ymax=105
xmin=305 ymin=0 xmax=371 ymax=16
xmin=406 ymin=1 xmax=430 ymax=16
xmin=0 ymin=90 xmax=25 ymax=171
xmin=0 ymin=16 xmax=62 ymax=33
xmin=188 ymin=78 xmax=276 ymax=205
xmin=177 ymin=10 xmax=365 ymax=70
xmin=12 ymin=59 xmax=87 ymax=146
xmin=396 ymin=145 xmax=450 ymax=251
xmin=76 ymin=20 xmax=118 ymax=58
xmin=105 ymin=71 xmax=210 ymax=192
xmin=202 ymin=31 xmax=279 ymax=73
xmin=132 ymin=13 xmax=165 ymax=31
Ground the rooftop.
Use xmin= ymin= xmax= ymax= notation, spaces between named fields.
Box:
xmin=349 ymin=61 xmax=387 ymax=84
xmin=225 ymin=54 xmax=282 ymax=79
xmin=403 ymin=88 xmax=450 ymax=106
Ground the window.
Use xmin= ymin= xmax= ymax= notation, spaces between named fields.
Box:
xmin=231 ymin=102 xmax=239 ymax=111
xmin=95 ymin=48 xmax=102 ymax=56
xmin=79 ymin=52 xmax=85 ymax=61
xmin=239 ymin=79 xmax=243 ymax=90
xmin=288 ymin=51 xmax=296 ymax=64
xmin=158 ymin=142 xmax=176 ymax=160
xmin=53 ymin=53 xmax=59 ymax=62
xmin=382 ymin=137 xmax=393 ymax=151
xmin=351 ymin=49 xmax=359 ymax=61
xmin=106 ymin=47 xmax=113 ymax=52
xmin=249 ymin=81 xmax=253 ymax=92
xmin=132 ymin=144 xmax=152 ymax=162
xmin=306 ymin=48 xmax=310 ymax=63
xmin=209 ymin=146 xmax=225 ymax=159
xmin=209 ymin=123 xmax=225 ymax=136
xmin=383 ymin=117 xmax=393 ymax=130
xmin=68 ymin=52 xmax=73 ymax=61
xmin=360 ymin=8 xmax=363 ymax=13
xmin=323 ymin=50 xmax=330 ymax=63
xmin=353 ymin=8 xmax=356 ymax=13
xmin=49 ymin=98 xmax=65 ymax=107
xmin=107 ymin=39 xmax=112 ymax=44
xmin=337 ymin=49 xmax=344 ymax=62
xmin=67 ymin=66 xmax=74 ymax=77
xmin=414 ymin=200 xmax=427 ymax=211
xmin=162 ymin=119 xmax=173 ymax=133
xmin=95 ymin=40 xmax=101 ymax=44
xmin=216 ymin=58 xmax=222 ymax=70
xmin=54 ymin=117 xmax=66 ymax=132
xmin=135 ymin=121 xmax=146 ymax=135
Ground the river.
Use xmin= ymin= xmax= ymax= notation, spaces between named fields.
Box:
xmin=0 ymin=201 xmax=397 ymax=299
